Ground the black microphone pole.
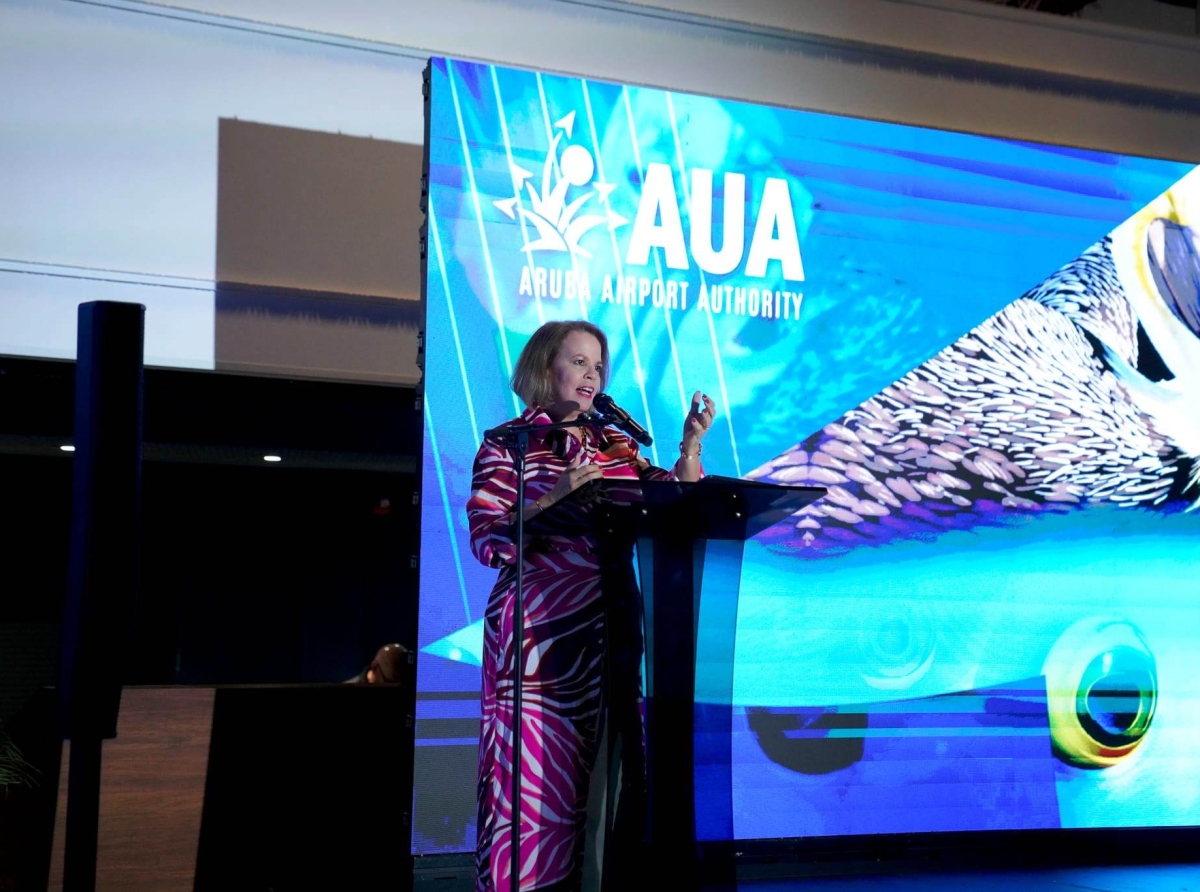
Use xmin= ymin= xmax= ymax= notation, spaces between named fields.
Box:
xmin=511 ymin=429 xmax=528 ymax=892
xmin=487 ymin=413 xmax=608 ymax=892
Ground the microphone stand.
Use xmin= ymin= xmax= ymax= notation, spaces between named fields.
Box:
xmin=483 ymin=412 xmax=612 ymax=892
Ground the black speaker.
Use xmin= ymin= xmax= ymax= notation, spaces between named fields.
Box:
xmin=59 ymin=300 xmax=145 ymax=739
xmin=193 ymin=684 xmax=414 ymax=891
xmin=57 ymin=300 xmax=146 ymax=892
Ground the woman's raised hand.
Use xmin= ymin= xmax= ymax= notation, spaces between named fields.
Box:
xmin=681 ymin=391 xmax=716 ymax=454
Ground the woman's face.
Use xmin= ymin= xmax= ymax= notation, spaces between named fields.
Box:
xmin=550 ymin=329 xmax=603 ymax=419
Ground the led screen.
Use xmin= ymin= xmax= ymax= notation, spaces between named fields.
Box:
xmin=416 ymin=55 xmax=1200 ymax=852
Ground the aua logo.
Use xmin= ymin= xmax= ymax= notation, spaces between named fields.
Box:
xmin=493 ymin=112 xmax=625 ymax=260
xmin=494 ymin=111 xmax=806 ymax=285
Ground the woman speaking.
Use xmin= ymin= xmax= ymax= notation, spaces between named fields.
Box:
xmin=466 ymin=320 xmax=715 ymax=892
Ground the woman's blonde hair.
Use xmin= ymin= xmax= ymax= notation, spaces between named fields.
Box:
xmin=511 ymin=320 xmax=610 ymax=409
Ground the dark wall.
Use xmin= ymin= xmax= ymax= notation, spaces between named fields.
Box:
xmin=0 ymin=355 xmax=420 ymax=723
xmin=1 ymin=456 xmax=71 ymax=723
xmin=136 ymin=461 xmax=414 ymax=685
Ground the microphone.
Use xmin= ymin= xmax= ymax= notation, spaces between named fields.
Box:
xmin=593 ymin=393 xmax=653 ymax=447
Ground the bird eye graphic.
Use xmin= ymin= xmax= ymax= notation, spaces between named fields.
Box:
xmin=1043 ymin=617 xmax=1157 ymax=769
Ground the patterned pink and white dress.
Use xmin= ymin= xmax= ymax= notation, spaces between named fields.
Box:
xmin=467 ymin=406 xmax=682 ymax=892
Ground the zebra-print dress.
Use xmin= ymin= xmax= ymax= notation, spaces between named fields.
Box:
xmin=467 ymin=406 xmax=683 ymax=891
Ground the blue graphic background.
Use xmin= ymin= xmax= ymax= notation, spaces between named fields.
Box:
xmin=416 ymin=56 xmax=1200 ymax=853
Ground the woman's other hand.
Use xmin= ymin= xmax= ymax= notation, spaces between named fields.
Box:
xmin=542 ymin=455 xmax=603 ymax=508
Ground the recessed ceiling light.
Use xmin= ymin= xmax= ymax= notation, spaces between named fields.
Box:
xmin=263 ymin=454 xmax=282 ymax=462
xmin=60 ymin=445 xmax=75 ymax=452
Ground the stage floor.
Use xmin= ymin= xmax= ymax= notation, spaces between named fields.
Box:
xmin=412 ymin=862 xmax=1200 ymax=890
xmin=738 ymin=864 xmax=1199 ymax=891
